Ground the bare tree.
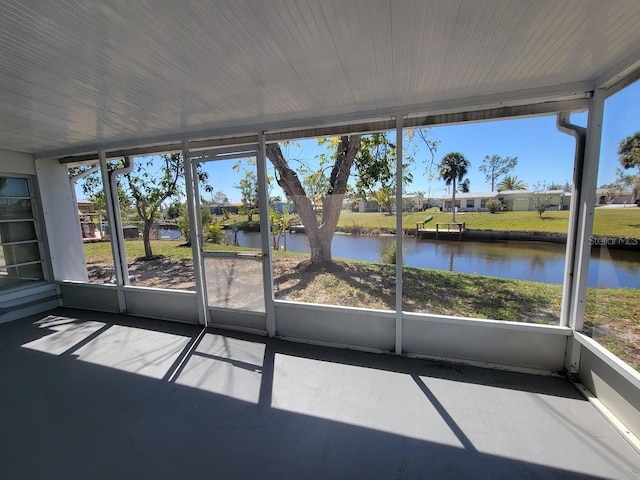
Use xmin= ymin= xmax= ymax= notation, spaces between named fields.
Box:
xmin=479 ymin=155 xmax=518 ymax=191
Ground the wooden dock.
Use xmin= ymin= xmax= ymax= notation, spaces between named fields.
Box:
xmin=288 ymin=218 xmax=305 ymax=233
xmin=416 ymin=221 xmax=466 ymax=240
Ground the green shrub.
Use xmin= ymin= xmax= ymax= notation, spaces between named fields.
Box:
xmin=485 ymin=199 xmax=502 ymax=213
xmin=206 ymin=221 xmax=224 ymax=243
xmin=381 ymin=242 xmax=398 ymax=264
xmin=381 ymin=242 xmax=406 ymax=264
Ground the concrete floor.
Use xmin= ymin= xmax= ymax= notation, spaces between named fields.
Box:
xmin=1 ymin=308 xmax=638 ymax=479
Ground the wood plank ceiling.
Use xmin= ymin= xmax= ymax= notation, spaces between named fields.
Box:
xmin=0 ymin=0 xmax=639 ymax=156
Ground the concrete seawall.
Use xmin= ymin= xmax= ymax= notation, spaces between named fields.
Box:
xmin=408 ymin=228 xmax=567 ymax=244
xmin=406 ymin=228 xmax=640 ymax=251
xmin=465 ymin=229 xmax=567 ymax=244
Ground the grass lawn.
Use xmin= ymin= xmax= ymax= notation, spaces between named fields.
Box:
xmin=337 ymin=207 xmax=640 ymax=237
xmin=219 ymin=206 xmax=639 ymax=236
xmin=83 ymin=239 xmax=252 ymax=262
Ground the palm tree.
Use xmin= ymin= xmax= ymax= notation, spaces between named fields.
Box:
xmin=618 ymin=131 xmax=640 ymax=170
xmin=497 ymin=175 xmax=527 ymax=191
xmin=439 ymin=152 xmax=470 ymax=222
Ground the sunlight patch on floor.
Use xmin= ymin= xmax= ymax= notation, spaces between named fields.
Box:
xmin=22 ymin=319 xmax=106 ymax=355
xmin=270 ymin=353 xmax=463 ymax=447
xmin=175 ymin=333 xmax=265 ymax=404
xmin=72 ymin=325 xmax=190 ymax=379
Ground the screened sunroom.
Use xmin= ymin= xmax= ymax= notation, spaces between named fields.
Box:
xmin=1 ymin=1 xmax=639 ymax=478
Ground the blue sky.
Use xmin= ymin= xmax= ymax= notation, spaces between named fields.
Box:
xmin=407 ymin=112 xmax=588 ymax=197
xmin=599 ymin=80 xmax=640 ymax=185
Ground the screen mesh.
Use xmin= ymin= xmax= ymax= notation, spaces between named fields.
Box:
xmin=204 ymin=255 xmax=265 ymax=312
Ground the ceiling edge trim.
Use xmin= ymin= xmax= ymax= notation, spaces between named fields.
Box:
xmin=596 ymin=45 xmax=640 ymax=93
xmin=46 ymin=81 xmax=593 ymax=163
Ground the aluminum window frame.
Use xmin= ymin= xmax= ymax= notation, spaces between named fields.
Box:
xmin=0 ymin=174 xmax=48 ymax=289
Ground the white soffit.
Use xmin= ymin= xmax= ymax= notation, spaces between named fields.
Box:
xmin=1 ymin=0 xmax=640 ymax=157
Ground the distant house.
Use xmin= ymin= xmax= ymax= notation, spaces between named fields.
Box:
xmin=358 ymin=199 xmax=381 ymax=212
xmin=595 ymin=188 xmax=635 ymax=205
xmin=271 ymin=201 xmax=297 ymax=214
xmin=207 ymin=202 xmax=241 ymax=215
xmin=499 ymin=189 xmax=568 ymax=212
xmin=151 ymin=223 xmax=181 ymax=240
xmin=438 ymin=191 xmax=497 ymax=212
xmin=77 ymin=200 xmax=102 ymax=241
xmin=77 ymin=200 xmax=95 ymax=216
xmin=436 ymin=189 xmax=572 ymax=212
xmin=402 ymin=193 xmax=425 ymax=211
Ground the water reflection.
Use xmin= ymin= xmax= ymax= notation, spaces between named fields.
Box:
xmin=237 ymin=232 xmax=639 ymax=288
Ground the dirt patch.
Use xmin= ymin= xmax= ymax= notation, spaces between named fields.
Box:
xmin=88 ymin=256 xmax=196 ymax=291
xmin=584 ymin=322 xmax=640 ymax=370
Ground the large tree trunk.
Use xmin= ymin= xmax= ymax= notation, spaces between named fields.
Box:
xmin=307 ymin=215 xmax=333 ymax=263
xmin=266 ymin=137 xmax=360 ymax=264
xmin=142 ymin=219 xmax=153 ymax=259
xmin=451 ymin=179 xmax=457 ymax=222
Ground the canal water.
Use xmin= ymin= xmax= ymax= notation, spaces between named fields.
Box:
xmin=235 ymin=231 xmax=639 ymax=288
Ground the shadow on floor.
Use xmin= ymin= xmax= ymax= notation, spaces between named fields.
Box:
xmin=0 ymin=308 xmax=638 ymax=480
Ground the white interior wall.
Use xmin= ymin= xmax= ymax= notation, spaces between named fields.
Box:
xmin=0 ymin=148 xmax=35 ymax=175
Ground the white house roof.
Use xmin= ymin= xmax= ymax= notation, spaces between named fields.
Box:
xmin=1 ymin=1 xmax=640 ymax=157
xmin=497 ymin=189 xmax=566 ymax=195
xmin=436 ymin=191 xmax=497 ymax=200
xmin=595 ymin=188 xmax=634 ymax=195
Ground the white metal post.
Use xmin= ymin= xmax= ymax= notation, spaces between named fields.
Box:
xmin=182 ymin=141 xmax=208 ymax=326
xmin=110 ymin=158 xmax=133 ymax=287
xmin=192 ymin=158 xmax=209 ymax=323
xmin=556 ymin=113 xmax=586 ymax=328
xmin=257 ymin=132 xmax=277 ymax=336
xmin=395 ymin=116 xmax=404 ymax=354
xmin=569 ymin=88 xmax=606 ymax=332
xmin=192 ymin=160 xmax=204 ymax=247
xmin=99 ymin=151 xmax=126 ymax=311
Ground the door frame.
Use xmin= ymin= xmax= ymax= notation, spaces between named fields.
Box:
xmin=182 ymin=136 xmax=276 ymax=335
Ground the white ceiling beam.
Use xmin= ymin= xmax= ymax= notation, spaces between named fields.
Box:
xmin=595 ymin=45 xmax=640 ymax=94
xmin=57 ymin=97 xmax=589 ymax=165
